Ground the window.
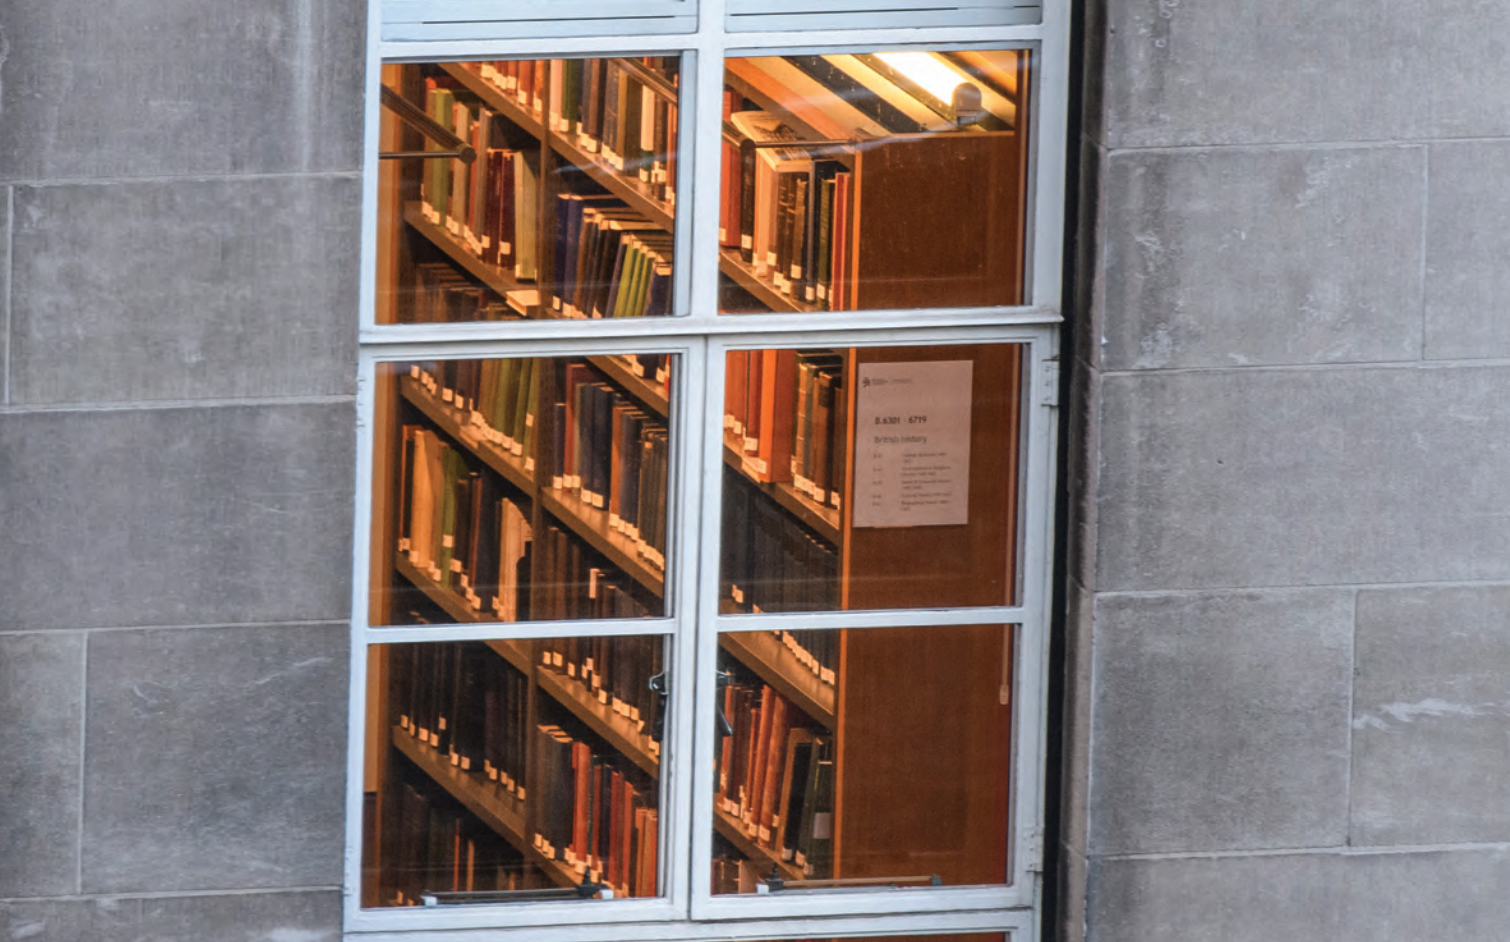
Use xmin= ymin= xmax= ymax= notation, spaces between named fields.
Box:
xmin=346 ymin=3 xmax=1068 ymax=941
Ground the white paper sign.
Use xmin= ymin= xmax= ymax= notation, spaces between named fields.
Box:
xmin=852 ymin=360 xmax=973 ymax=528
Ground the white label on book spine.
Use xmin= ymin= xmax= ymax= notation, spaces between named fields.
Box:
xmin=852 ymin=360 xmax=973 ymax=529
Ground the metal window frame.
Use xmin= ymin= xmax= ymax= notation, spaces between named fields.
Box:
xmin=346 ymin=0 xmax=1070 ymax=937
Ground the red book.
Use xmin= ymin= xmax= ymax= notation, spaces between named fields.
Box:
xmin=831 ymin=172 xmax=852 ymax=311
xmin=754 ymin=349 xmax=797 ymax=483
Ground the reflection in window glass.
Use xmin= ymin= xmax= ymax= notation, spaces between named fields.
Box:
xmin=363 ymin=638 xmax=667 ymax=907
xmin=717 ymin=49 xmax=1030 ymax=314
xmin=376 ymin=57 xmax=681 ymax=324
xmin=720 ymin=343 xmax=1023 ymax=614
xmin=712 ymin=625 xmax=1015 ymax=893
xmin=371 ymin=356 xmax=675 ymax=625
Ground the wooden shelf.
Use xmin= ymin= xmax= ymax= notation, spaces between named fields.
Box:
xmin=399 ymin=373 xmax=535 ymax=495
xmin=402 ymin=202 xmax=529 ymax=304
xmin=719 ymin=630 xmax=837 ymax=730
xmin=550 ymin=130 xmax=675 ymax=232
xmin=589 ymin=356 xmax=670 ymax=419
xmin=391 ymin=726 xmax=535 ymax=857
xmin=718 ymin=249 xmax=819 ymax=315
xmin=539 ymin=487 xmax=665 ymax=597
xmin=486 ymin=638 xmax=534 ymax=674
xmin=395 ymin=554 xmax=491 ymax=624
xmin=723 ymin=434 xmax=841 ymax=545
xmin=536 ymin=668 xmax=661 ymax=778
xmin=712 ymin=805 xmax=804 ymax=882
xmin=437 ymin=62 xmax=546 ymax=138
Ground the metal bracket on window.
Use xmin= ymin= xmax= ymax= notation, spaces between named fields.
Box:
xmin=756 ymin=873 xmax=942 ymax=895
xmin=421 ymin=881 xmax=613 ymax=905
xmin=379 ymin=85 xmax=477 ymax=163
xmin=649 ymin=671 xmax=669 ymax=743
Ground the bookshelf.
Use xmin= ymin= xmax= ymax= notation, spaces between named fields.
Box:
xmin=366 ymin=49 xmax=1029 ymax=908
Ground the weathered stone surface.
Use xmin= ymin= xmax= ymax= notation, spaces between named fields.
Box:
xmin=10 ymin=176 xmax=359 ymax=404
xmin=1090 ymin=588 xmax=1352 ymax=854
xmin=0 ymin=632 xmax=82 ymax=897
xmin=0 ymin=891 xmax=341 ymax=942
xmin=1351 ymin=585 xmax=1510 ymax=845
xmin=1104 ymin=0 xmax=1423 ymax=148
xmin=1088 ymin=847 xmax=1510 ymax=942
xmin=1424 ymin=142 xmax=1510 ymax=361
xmin=0 ymin=0 xmax=364 ymax=181
xmin=82 ymin=624 xmax=347 ymax=893
xmin=0 ymin=403 xmax=354 ymax=631
xmin=1102 ymin=146 xmax=1423 ymax=370
xmin=1097 ymin=364 xmax=1510 ymax=591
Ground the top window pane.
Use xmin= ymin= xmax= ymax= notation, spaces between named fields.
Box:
xmin=717 ymin=49 xmax=1030 ymax=315
xmin=376 ymin=57 xmax=681 ymax=324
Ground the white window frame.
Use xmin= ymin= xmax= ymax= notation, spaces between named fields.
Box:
xmin=344 ymin=0 xmax=1070 ymax=938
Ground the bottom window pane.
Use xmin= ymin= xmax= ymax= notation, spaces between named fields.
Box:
xmin=712 ymin=625 xmax=1015 ymax=894
xmin=363 ymin=637 xmax=667 ymax=908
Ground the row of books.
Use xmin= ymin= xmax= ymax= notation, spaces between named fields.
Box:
xmin=718 ymin=680 xmax=835 ymax=875
xmin=397 ymin=642 xmax=532 ymax=799
xmin=420 ymin=77 xmax=541 ymax=279
xmin=533 ymin=724 xmax=660 ymax=897
xmin=465 ymin=58 xmax=680 ymax=206
xmin=724 ymin=109 xmax=855 ymax=311
xmin=388 ymin=780 xmax=524 ymax=906
xmin=398 ymin=426 xmax=534 ymax=618
xmin=539 ymin=634 xmax=665 ymax=738
xmin=725 ymin=349 xmax=848 ymax=515
xmin=551 ymin=195 xmax=673 ymax=319
xmin=530 ymin=523 xmax=660 ymax=621
xmin=723 ymin=470 xmax=841 ymax=614
xmin=412 ymin=358 xmax=538 ymax=470
xmin=553 ymin=365 xmax=671 ymax=570
xmin=411 ymin=262 xmax=512 ymax=322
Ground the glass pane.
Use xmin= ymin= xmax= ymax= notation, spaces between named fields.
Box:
xmin=371 ymin=355 xmax=675 ymax=625
xmin=363 ymin=638 xmax=667 ymax=907
xmin=376 ymin=57 xmax=681 ymax=324
xmin=712 ymin=625 xmax=1015 ymax=893
xmin=746 ymin=937 xmax=1006 ymax=942
xmin=716 ymin=49 xmax=1029 ymax=314
xmin=720 ymin=344 xmax=1023 ymax=613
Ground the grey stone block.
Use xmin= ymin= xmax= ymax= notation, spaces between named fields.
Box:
xmin=0 ymin=403 xmax=354 ymax=631
xmin=1338 ymin=847 xmax=1510 ymax=939
xmin=1102 ymin=146 xmax=1424 ymax=370
xmin=1104 ymin=0 xmax=1424 ymax=148
xmin=1088 ymin=589 xmax=1352 ymax=854
xmin=1419 ymin=0 xmax=1510 ymax=139
xmin=82 ymin=624 xmax=347 ymax=893
xmin=1087 ymin=848 xmax=1510 ymax=942
xmin=1097 ymin=365 xmax=1510 ymax=591
xmin=1424 ymin=142 xmax=1510 ymax=361
xmin=10 ymin=176 xmax=359 ymax=404
xmin=1351 ymin=585 xmax=1510 ymax=845
xmin=1087 ymin=853 xmax=1343 ymax=942
xmin=0 ymin=633 xmax=82 ymax=896
xmin=0 ymin=890 xmax=341 ymax=942
xmin=0 ymin=0 xmax=364 ymax=181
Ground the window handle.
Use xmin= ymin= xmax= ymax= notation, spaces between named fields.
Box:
xmin=422 ymin=881 xmax=613 ymax=905
xmin=649 ymin=672 xmax=669 ymax=743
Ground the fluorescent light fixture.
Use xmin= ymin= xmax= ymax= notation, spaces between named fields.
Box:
xmin=871 ymin=52 xmax=965 ymax=104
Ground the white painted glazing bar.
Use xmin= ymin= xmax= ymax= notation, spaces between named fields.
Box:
xmin=363 ymin=619 xmax=678 ymax=644
xmin=359 ymin=306 xmax=1063 ymax=346
xmin=714 ymin=606 xmax=1034 ymax=633
xmin=348 ymin=907 xmax=1032 ymax=941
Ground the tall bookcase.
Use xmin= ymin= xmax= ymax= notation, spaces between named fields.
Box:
xmin=364 ymin=51 xmax=1028 ymax=908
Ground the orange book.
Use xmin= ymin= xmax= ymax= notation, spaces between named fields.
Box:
xmin=618 ymin=784 xmax=636 ymax=894
xmin=747 ymin=686 xmax=776 ymax=831
xmin=757 ymin=696 xmax=789 ymax=846
xmin=572 ymin=741 xmax=592 ymax=867
xmin=753 ymin=349 xmax=797 ymax=483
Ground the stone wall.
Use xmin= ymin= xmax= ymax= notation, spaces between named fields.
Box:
xmin=0 ymin=0 xmax=365 ymax=938
xmin=1061 ymin=1 xmax=1510 ymax=939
